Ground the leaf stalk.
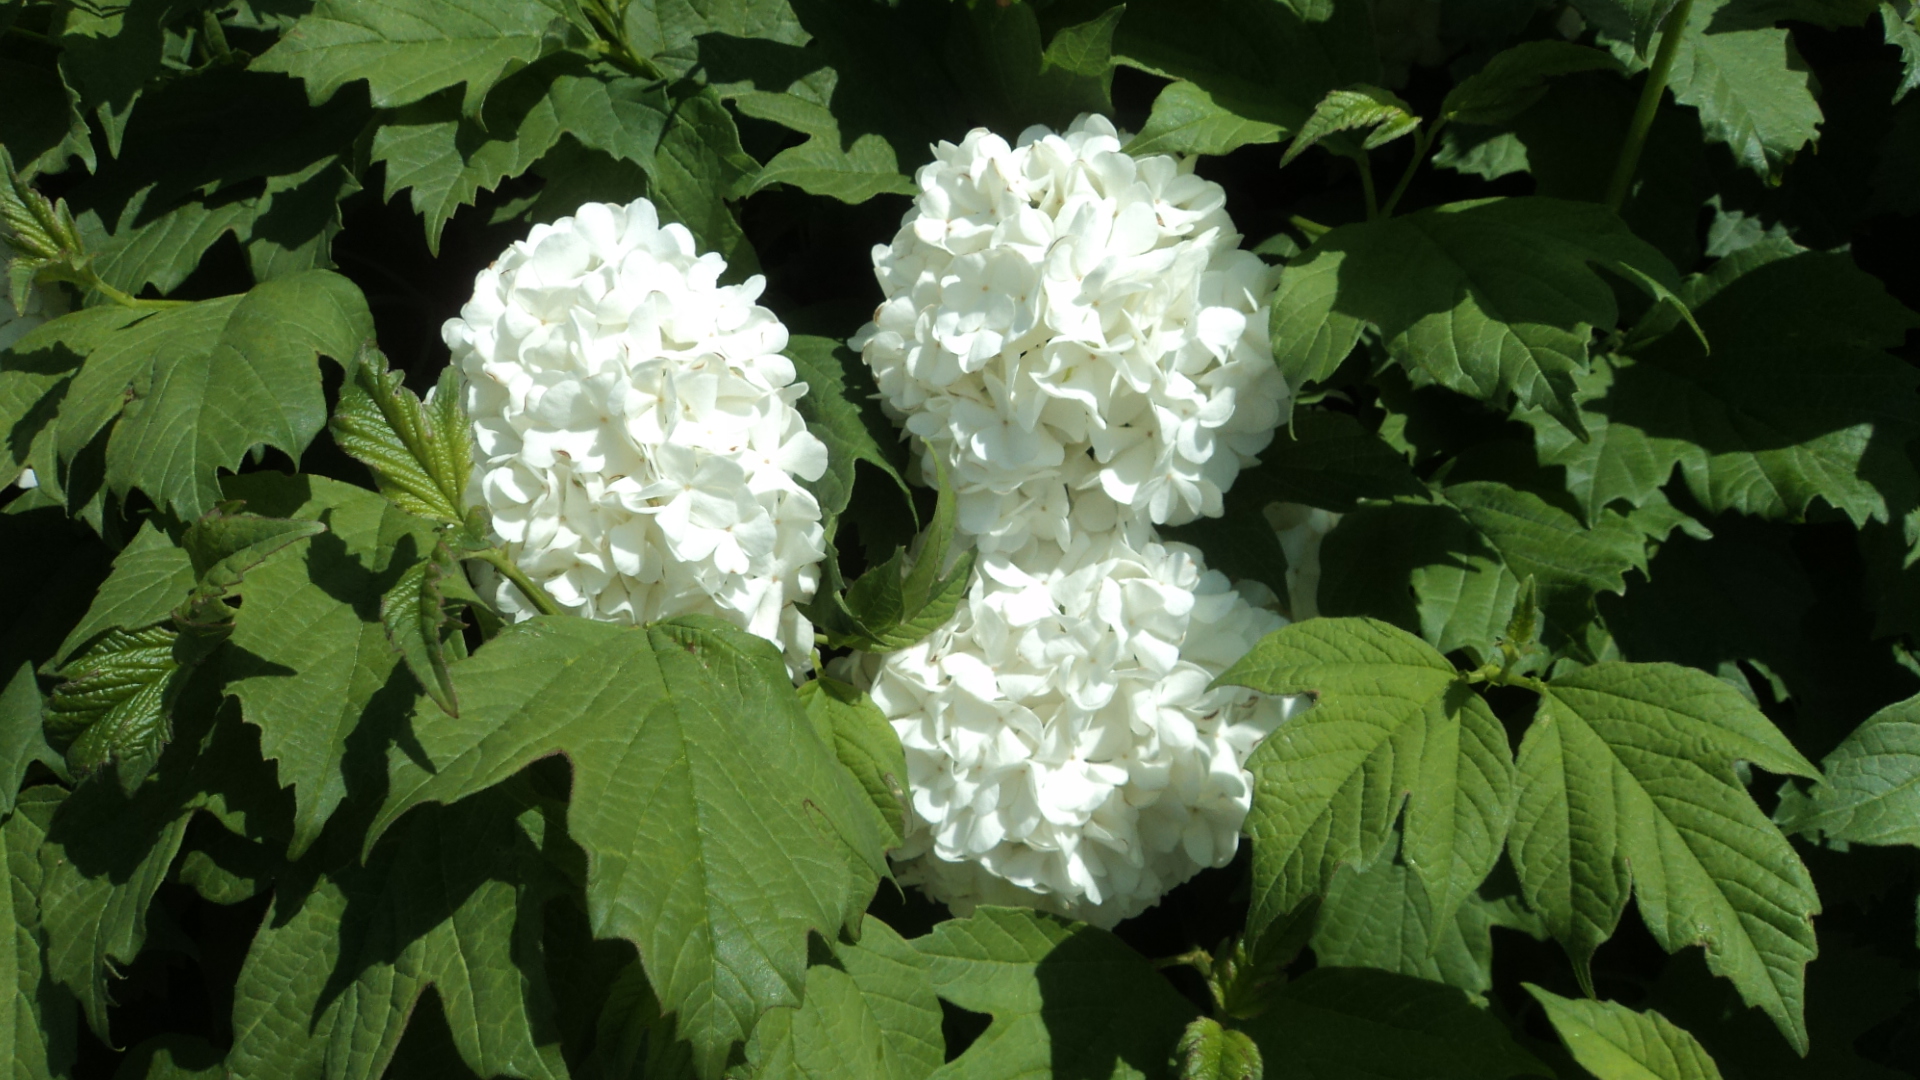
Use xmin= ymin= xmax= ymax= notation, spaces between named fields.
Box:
xmin=472 ymin=548 xmax=565 ymax=618
xmin=1604 ymin=0 xmax=1694 ymax=213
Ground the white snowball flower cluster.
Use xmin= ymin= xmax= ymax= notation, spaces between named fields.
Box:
xmin=445 ymin=198 xmax=828 ymax=671
xmin=852 ymin=114 xmax=1288 ymax=555
xmin=839 ymin=116 xmax=1302 ymax=927
xmin=3 ymin=236 xmax=68 ymax=489
xmin=836 ymin=532 xmax=1300 ymax=927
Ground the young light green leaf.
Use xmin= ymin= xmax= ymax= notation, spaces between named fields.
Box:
xmin=801 ymin=676 xmax=909 ymax=849
xmin=1281 ymin=85 xmax=1421 ymax=168
xmin=44 ymin=625 xmax=179 ymax=780
xmin=370 ymin=615 xmax=888 ymax=1077
xmin=1777 ymin=692 xmax=1920 ymax=846
xmin=379 ymin=545 xmax=470 ymax=718
xmin=1521 ymin=250 xmax=1920 ymax=526
xmin=1174 ymin=1017 xmax=1262 ymax=1080
xmin=331 ymin=347 xmax=472 ymax=524
xmin=226 ymin=793 xmax=565 ymax=1080
xmin=181 ymin=505 xmax=329 ymax=600
xmin=1516 ymin=662 xmax=1820 ymax=1050
xmin=1237 ymin=967 xmax=1548 ymax=1079
xmin=1526 ymin=985 xmax=1724 ymax=1080
xmin=252 ymin=0 xmax=567 ymax=114
xmin=220 ymin=472 xmax=443 ymax=859
xmin=1 ymin=787 xmax=75 ymax=1080
xmin=744 ymin=918 xmax=943 ymax=1080
xmin=1668 ymin=1 xmax=1823 ymax=180
xmin=1441 ymin=41 xmax=1622 ymax=126
xmin=1125 ymin=80 xmax=1285 ymax=157
xmin=784 ymin=335 xmax=913 ymax=524
xmin=1217 ymin=617 xmax=1516 ymax=946
xmin=913 ymin=906 xmax=1199 ymax=1079
xmin=1269 ymin=197 xmax=1682 ymax=432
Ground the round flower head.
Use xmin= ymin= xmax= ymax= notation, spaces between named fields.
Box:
xmin=852 ymin=114 xmax=1289 ymax=555
xmin=445 ymin=198 xmax=829 ymax=671
xmin=3 ymin=237 xmax=69 ymax=488
xmin=835 ymin=530 xmax=1300 ymax=928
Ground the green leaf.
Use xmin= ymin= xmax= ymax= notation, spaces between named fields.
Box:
xmin=1441 ymin=42 xmax=1622 ymax=127
xmin=330 ymin=349 xmax=471 ymax=524
xmin=783 ymin=335 xmax=913 ymax=524
xmin=1526 ymin=985 xmax=1723 ymax=1080
xmin=370 ymin=615 xmax=888 ymax=1076
xmin=1218 ymin=618 xmax=1516 ymax=945
xmin=1 ymin=787 xmax=76 ymax=1080
xmin=380 ymin=547 xmax=471 ymax=718
xmin=54 ymin=523 xmax=191 ymax=666
xmin=1124 ymin=80 xmax=1285 ymax=157
xmin=1432 ymin=126 xmax=1532 ymax=180
xmin=1268 ymin=197 xmax=1681 ymax=431
xmin=744 ymin=918 xmax=943 ymax=1080
xmin=949 ymin=1 xmax=1123 ymax=132
xmin=1516 ymin=662 xmax=1820 ymax=1049
xmin=813 ymin=460 xmax=974 ymax=654
xmin=1280 ymin=86 xmax=1422 ymax=168
xmin=1318 ymin=485 xmax=1642 ymax=659
xmin=912 ymin=906 xmax=1198 ymax=1080
xmin=1310 ymin=829 xmax=1514 ymax=1000
xmin=181 ymin=504 xmax=330 ymax=592
xmin=1111 ymin=0 xmax=1382 ymax=132
xmin=45 ymin=626 xmax=179 ymax=780
xmin=1888 ymin=2 xmax=1920 ymax=102
xmin=221 ymin=472 xmax=442 ymax=859
xmin=1778 ymin=692 xmax=1920 ymax=846
xmin=1173 ymin=1017 xmax=1262 ymax=1080
xmin=646 ymin=85 xmax=762 ymax=273
xmin=0 ymin=665 xmax=62 ymax=817
xmin=54 ymin=0 xmax=168 ymax=159
xmin=45 ymin=271 xmax=373 ymax=520
xmin=226 ymin=792 xmax=565 ymax=1080
xmin=1520 ymin=250 xmax=1920 ymax=526
xmin=748 ymin=130 xmax=918 ymax=204
xmin=1236 ymin=966 xmax=1548 ymax=1079
xmin=1668 ymin=1 xmax=1824 ymax=180
xmin=800 ymin=676 xmax=908 ymax=850
xmin=38 ymin=772 xmax=193 ymax=1040
xmin=252 ymin=0 xmax=567 ymax=114
xmin=1571 ymin=0 xmax=1683 ymax=57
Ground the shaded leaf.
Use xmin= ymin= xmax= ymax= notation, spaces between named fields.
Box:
xmin=783 ymin=334 xmax=912 ymax=524
xmin=1441 ymin=41 xmax=1622 ymax=126
xmin=1237 ymin=966 xmax=1548 ymax=1079
xmin=1 ymin=787 xmax=76 ymax=1080
xmin=1125 ymin=80 xmax=1285 ymax=157
xmin=745 ymin=918 xmax=942 ymax=1080
xmin=913 ymin=907 xmax=1198 ymax=1080
xmin=1779 ymin=692 xmax=1920 ymax=846
xmin=800 ymin=676 xmax=908 ymax=849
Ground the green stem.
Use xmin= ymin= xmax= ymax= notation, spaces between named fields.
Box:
xmin=3 ymin=24 xmax=54 ymax=46
xmin=1604 ymin=0 xmax=1694 ymax=213
xmin=474 ymin=549 xmax=565 ymax=617
xmin=1287 ymin=215 xmax=1331 ymax=243
xmin=1381 ymin=119 xmax=1443 ymax=218
xmin=1354 ymin=154 xmax=1379 ymax=222
xmin=87 ymin=275 xmax=189 ymax=310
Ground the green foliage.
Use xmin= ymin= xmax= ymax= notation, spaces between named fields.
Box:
xmin=2 ymin=2 xmax=1918 ymax=1077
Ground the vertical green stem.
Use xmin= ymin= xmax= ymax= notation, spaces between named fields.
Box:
xmin=1353 ymin=154 xmax=1380 ymax=221
xmin=1604 ymin=0 xmax=1694 ymax=213
xmin=1381 ymin=119 xmax=1443 ymax=218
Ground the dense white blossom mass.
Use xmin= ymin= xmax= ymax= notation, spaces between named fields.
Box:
xmin=835 ymin=531 xmax=1300 ymax=927
xmin=852 ymin=114 xmax=1288 ymax=554
xmin=445 ymin=198 xmax=828 ymax=671
xmin=841 ymin=116 xmax=1304 ymax=926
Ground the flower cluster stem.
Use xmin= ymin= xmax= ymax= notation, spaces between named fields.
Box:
xmin=1605 ymin=0 xmax=1695 ymax=213
xmin=473 ymin=549 xmax=565 ymax=617
xmin=1381 ymin=119 xmax=1443 ymax=218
